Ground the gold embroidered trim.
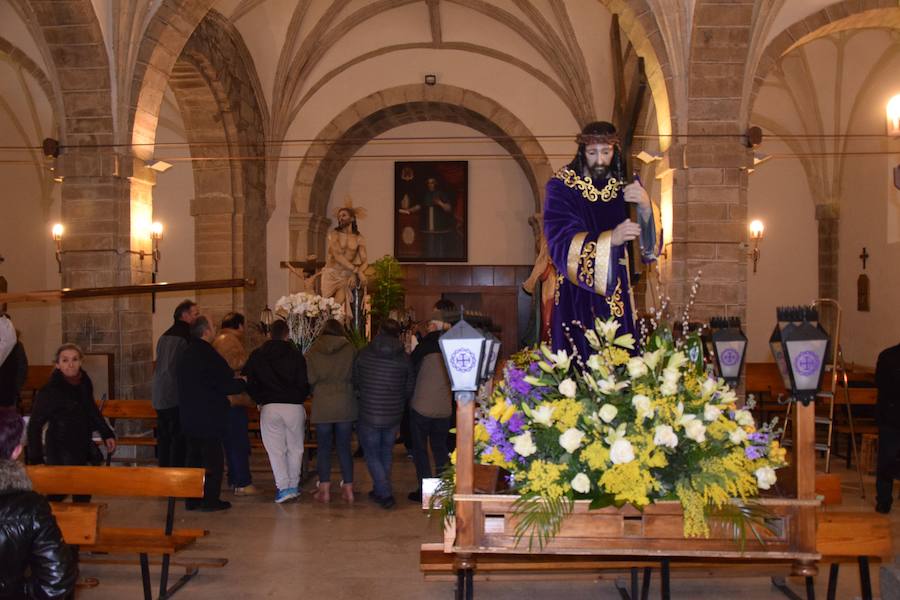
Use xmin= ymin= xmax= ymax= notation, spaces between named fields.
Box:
xmin=593 ymin=231 xmax=612 ymax=295
xmin=554 ymin=273 xmax=564 ymax=306
xmin=607 ymin=279 xmax=625 ymax=318
xmin=566 ymin=231 xmax=588 ymax=285
xmin=578 ymin=240 xmax=597 ymax=288
xmin=554 ymin=167 xmax=622 ymax=203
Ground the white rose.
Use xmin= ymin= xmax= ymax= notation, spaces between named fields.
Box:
xmin=735 ymin=410 xmax=755 ymax=427
xmin=660 ymin=381 xmax=678 ymax=396
xmin=559 ymin=428 xmax=585 ymax=454
xmin=653 ymin=425 xmax=679 ymax=449
xmin=701 ymin=378 xmax=718 ymax=399
xmin=755 ymin=466 xmax=777 ymax=490
xmin=571 ymin=473 xmax=591 ymax=494
xmin=683 ymin=419 xmax=707 ymax=443
xmin=531 ymin=404 xmax=555 ymax=427
xmin=558 ymin=378 xmax=577 ymax=398
xmin=511 ymin=432 xmax=537 ymax=457
xmin=662 ymin=367 xmax=680 ymax=385
xmin=598 ymin=404 xmax=618 ymax=423
xmin=632 ymin=394 xmax=654 ymax=421
xmin=609 ymin=439 xmax=635 ymax=464
xmin=703 ymin=403 xmax=722 ymax=422
xmin=627 ymin=357 xmax=648 ymax=378
xmin=729 ymin=427 xmax=748 ymax=445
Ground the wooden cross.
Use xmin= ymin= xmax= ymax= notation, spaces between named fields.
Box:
xmin=859 ymin=247 xmax=869 ymax=270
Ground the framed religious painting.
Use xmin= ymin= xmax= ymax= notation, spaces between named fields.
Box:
xmin=394 ymin=161 xmax=468 ymax=262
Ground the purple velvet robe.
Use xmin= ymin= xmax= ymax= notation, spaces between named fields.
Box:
xmin=543 ymin=167 xmax=655 ymax=360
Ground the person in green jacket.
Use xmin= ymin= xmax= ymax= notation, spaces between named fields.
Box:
xmin=306 ymin=319 xmax=357 ymax=503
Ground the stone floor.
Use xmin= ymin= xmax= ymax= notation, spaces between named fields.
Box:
xmin=77 ymin=447 xmax=899 ymax=599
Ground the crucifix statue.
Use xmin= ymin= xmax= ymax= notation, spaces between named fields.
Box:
xmin=859 ymin=247 xmax=869 ymax=270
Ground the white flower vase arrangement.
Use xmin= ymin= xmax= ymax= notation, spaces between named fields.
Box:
xmin=273 ymin=292 xmax=345 ymax=354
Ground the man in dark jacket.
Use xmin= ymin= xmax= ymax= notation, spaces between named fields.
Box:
xmin=152 ymin=299 xmax=199 ymax=468
xmin=876 ymin=341 xmax=900 ymax=513
xmin=1 ymin=408 xmax=77 ymax=599
xmin=177 ymin=316 xmax=245 ymax=512
xmin=407 ymin=312 xmax=453 ymax=502
xmin=353 ymin=319 xmax=414 ymax=508
xmin=243 ymin=320 xmax=309 ymax=503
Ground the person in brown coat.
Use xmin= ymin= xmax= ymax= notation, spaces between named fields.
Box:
xmin=212 ymin=313 xmax=259 ymax=496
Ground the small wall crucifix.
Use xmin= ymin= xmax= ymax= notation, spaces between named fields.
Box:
xmin=859 ymin=247 xmax=869 ymax=270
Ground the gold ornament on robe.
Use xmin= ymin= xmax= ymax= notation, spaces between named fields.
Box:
xmin=554 ymin=168 xmax=623 ymax=203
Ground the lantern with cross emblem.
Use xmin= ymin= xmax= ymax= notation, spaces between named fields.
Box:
xmin=708 ymin=317 xmax=748 ymax=387
xmin=774 ymin=306 xmax=830 ymax=406
xmin=439 ymin=314 xmax=486 ymax=404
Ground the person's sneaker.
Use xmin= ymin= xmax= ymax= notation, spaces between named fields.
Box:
xmin=200 ymin=500 xmax=232 ymax=512
xmin=234 ymin=484 xmax=262 ymax=496
xmin=275 ymin=488 xmax=299 ymax=504
xmin=379 ymin=495 xmax=396 ymax=509
xmin=407 ymin=490 xmax=422 ymax=503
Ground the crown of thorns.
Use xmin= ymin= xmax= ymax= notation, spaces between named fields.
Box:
xmin=575 ymin=132 xmax=619 ymax=146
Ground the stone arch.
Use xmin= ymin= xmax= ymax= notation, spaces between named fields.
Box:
xmin=745 ymin=2 xmax=900 ymax=126
xmin=0 ymin=35 xmax=61 ymax=129
xmin=167 ymin=10 xmax=268 ymax=327
xmin=288 ymin=84 xmax=554 ymax=260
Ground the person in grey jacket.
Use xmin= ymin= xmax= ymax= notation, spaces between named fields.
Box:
xmin=352 ymin=319 xmax=414 ymax=508
xmin=306 ymin=320 xmax=357 ymax=503
xmin=407 ymin=313 xmax=453 ymax=502
xmin=151 ymin=299 xmax=198 ymax=468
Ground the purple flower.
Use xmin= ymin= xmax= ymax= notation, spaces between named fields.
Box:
xmin=507 ymin=412 xmax=525 ymax=433
xmin=748 ymin=432 xmax=769 ymax=445
xmin=507 ymin=367 xmax=532 ymax=395
xmin=500 ymin=442 xmax=517 ymax=463
xmin=745 ymin=446 xmax=765 ymax=460
xmin=528 ymin=362 xmax=541 ymax=376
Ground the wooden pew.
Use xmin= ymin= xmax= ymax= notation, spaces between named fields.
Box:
xmin=29 ymin=466 xmax=226 ymax=600
xmin=420 ymin=511 xmax=893 ymax=600
xmin=49 ymin=502 xmax=100 ymax=546
xmin=18 ymin=364 xmax=55 ymax=413
xmin=97 ymin=399 xmax=158 ymax=464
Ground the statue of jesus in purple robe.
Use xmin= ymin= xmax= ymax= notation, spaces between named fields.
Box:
xmin=543 ymin=121 xmax=657 ymax=360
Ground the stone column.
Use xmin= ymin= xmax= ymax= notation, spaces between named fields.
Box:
xmin=59 ymin=151 xmax=154 ymax=398
xmin=191 ymin=190 xmax=242 ymax=327
xmin=815 ymin=203 xmax=839 ymax=301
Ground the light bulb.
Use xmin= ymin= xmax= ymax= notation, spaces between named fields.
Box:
xmin=749 ymin=219 xmax=764 ymax=239
xmin=150 ymin=221 xmax=164 ymax=240
xmin=51 ymin=223 xmax=64 ymax=240
xmin=887 ymin=94 xmax=900 ymax=136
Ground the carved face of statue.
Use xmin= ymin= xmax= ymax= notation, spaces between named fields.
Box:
xmin=584 ymin=142 xmax=614 ymax=180
xmin=426 ymin=177 xmax=438 ymax=191
xmin=337 ymin=208 xmax=353 ymax=229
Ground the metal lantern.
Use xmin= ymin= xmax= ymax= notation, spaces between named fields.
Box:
xmin=780 ymin=307 xmax=830 ymax=406
xmin=480 ymin=330 xmax=502 ymax=384
xmin=258 ymin=305 xmax=274 ymax=335
xmin=768 ymin=309 xmax=795 ymax=390
xmin=709 ymin=317 xmax=748 ymax=387
xmin=439 ymin=316 xmax=486 ymax=402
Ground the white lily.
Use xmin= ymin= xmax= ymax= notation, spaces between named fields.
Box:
xmin=531 ymin=404 xmax=555 ymax=427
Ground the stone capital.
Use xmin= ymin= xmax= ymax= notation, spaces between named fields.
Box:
xmin=815 ymin=203 xmax=840 ymax=221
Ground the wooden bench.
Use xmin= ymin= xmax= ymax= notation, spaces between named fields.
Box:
xmin=18 ymin=364 xmax=55 ymax=413
xmin=49 ymin=502 xmax=101 ymax=546
xmin=29 ymin=465 xmax=226 ymax=600
xmin=97 ymin=399 xmax=158 ymax=464
xmin=421 ymin=511 xmax=892 ymax=600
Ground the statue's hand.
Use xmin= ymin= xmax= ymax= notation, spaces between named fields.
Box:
xmin=610 ymin=220 xmax=641 ymax=246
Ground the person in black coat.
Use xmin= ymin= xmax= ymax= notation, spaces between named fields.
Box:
xmin=352 ymin=319 xmax=414 ymax=508
xmin=1 ymin=407 xmax=77 ymax=600
xmin=26 ymin=344 xmax=116 ymax=503
xmin=177 ymin=317 xmax=246 ymax=512
xmin=875 ymin=341 xmax=900 ymax=513
xmin=0 ymin=329 xmax=27 ymax=410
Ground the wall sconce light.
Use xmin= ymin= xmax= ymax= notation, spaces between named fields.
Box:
xmin=424 ymin=74 xmax=437 ymax=86
xmin=52 ymin=223 xmax=63 ymax=273
xmin=51 ymin=221 xmax=164 ymax=275
xmin=748 ymin=219 xmax=764 ymax=274
xmin=887 ymin=94 xmax=900 ymax=137
xmin=149 ymin=221 xmax=163 ymax=274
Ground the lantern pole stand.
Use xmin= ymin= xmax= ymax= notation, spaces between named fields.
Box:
xmin=454 ymin=391 xmax=476 ymax=600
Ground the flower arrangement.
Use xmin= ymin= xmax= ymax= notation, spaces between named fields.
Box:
xmin=469 ymin=317 xmax=787 ymax=548
xmin=273 ymin=292 xmax=345 ymax=353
